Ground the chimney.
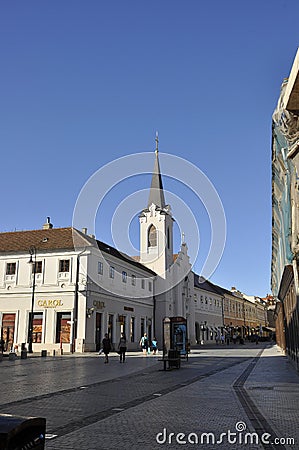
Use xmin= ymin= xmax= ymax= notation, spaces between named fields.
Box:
xmin=82 ymin=228 xmax=88 ymax=234
xmin=43 ymin=217 xmax=53 ymax=230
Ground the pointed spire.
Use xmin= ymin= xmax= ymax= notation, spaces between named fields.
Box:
xmin=147 ymin=132 xmax=166 ymax=209
xmin=155 ymin=131 xmax=159 ymax=153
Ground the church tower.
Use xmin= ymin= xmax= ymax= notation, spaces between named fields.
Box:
xmin=139 ymin=134 xmax=174 ymax=278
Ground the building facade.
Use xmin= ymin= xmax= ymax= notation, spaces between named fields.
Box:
xmin=0 ymin=144 xmax=270 ymax=354
xmin=272 ymin=48 xmax=299 ymax=370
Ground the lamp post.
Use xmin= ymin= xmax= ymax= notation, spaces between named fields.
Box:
xmin=28 ymin=246 xmax=36 ymax=353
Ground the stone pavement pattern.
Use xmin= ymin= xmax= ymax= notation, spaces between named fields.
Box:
xmin=1 ymin=344 xmax=298 ymax=450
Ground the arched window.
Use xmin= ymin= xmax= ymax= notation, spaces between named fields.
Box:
xmin=148 ymin=224 xmax=157 ymax=247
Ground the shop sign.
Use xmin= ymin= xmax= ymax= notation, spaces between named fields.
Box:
xmin=93 ymin=300 xmax=105 ymax=309
xmin=37 ymin=299 xmax=63 ymax=308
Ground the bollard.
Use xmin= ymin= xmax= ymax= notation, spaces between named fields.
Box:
xmin=8 ymin=352 xmax=16 ymax=361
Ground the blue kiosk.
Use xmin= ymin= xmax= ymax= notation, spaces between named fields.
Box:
xmin=161 ymin=317 xmax=189 ymax=369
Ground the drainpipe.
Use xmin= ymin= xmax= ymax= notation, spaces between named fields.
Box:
xmin=73 ymin=247 xmax=87 ymax=353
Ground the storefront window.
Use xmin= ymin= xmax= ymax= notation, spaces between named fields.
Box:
xmin=28 ymin=312 xmax=43 ymax=343
xmin=108 ymin=314 xmax=114 ymax=343
xmin=1 ymin=313 xmax=15 ymax=351
xmin=56 ymin=312 xmax=71 ymax=344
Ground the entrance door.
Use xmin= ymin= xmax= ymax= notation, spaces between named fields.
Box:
xmin=56 ymin=312 xmax=71 ymax=344
xmin=1 ymin=313 xmax=16 ymax=351
xmin=95 ymin=312 xmax=102 ymax=351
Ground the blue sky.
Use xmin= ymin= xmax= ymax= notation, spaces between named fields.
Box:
xmin=1 ymin=0 xmax=299 ymax=296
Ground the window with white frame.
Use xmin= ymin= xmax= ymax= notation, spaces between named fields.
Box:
xmin=32 ymin=261 xmax=43 ymax=274
xmin=6 ymin=262 xmax=16 ymax=275
xmin=122 ymin=271 xmax=127 ymax=283
xmin=59 ymin=260 xmax=70 ymax=273
xmin=109 ymin=266 xmax=115 ymax=279
xmin=131 ymin=274 xmax=136 ymax=286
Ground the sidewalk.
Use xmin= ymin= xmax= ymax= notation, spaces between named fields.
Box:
xmin=44 ymin=344 xmax=299 ymax=450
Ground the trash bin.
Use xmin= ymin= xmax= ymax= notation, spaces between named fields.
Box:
xmin=0 ymin=414 xmax=46 ymax=449
xmin=168 ymin=349 xmax=180 ymax=369
xmin=41 ymin=350 xmax=47 ymax=357
xmin=20 ymin=343 xmax=27 ymax=359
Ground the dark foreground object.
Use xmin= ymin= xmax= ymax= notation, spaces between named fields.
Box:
xmin=159 ymin=349 xmax=181 ymax=371
xmin=0 ymin=414 xmax=46 ymax=450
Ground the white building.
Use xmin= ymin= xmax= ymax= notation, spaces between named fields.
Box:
xmin=0 ymin=220 xmax=156 ymax=353
xmin=0 ymin=147 xmax=196 ymax=353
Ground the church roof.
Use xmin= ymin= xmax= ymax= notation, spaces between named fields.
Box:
xmin=147 ymin=136 xmax=166 ymax=209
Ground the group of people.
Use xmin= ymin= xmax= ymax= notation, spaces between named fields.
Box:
xmin=101 ymin=332 xmax=127 ymax=364
xmin=139 ymin=333 xmax=158 ymax=355
xmin=100 ymin=332 xmax=158 ymax=364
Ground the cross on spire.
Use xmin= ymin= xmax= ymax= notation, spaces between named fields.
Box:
xmin=155 ymin=131 xmax=159 ymax=154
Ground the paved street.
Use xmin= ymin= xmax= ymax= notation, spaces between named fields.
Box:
xmin=0 ymin=343 xmax=298 ymax=449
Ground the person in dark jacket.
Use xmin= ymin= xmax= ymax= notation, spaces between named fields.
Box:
xmin=118 ymin=332 xmax=127 ymax=363
xmin=102 ymin=333 xmax=111 ymax=364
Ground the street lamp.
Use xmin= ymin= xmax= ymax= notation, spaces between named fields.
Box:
xmin=28 ymin=246 xmax=37 ymax=353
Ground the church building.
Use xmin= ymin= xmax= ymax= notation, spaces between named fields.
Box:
xmin=0 ymin=143 xmax=198 ymax=353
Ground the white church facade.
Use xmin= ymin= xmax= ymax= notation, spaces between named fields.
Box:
xmin=0 ymin=148 xmax=224 ymax=354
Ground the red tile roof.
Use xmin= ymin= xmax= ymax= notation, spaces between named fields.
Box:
xmin=0 ymin=227 xmax=86 ymax=253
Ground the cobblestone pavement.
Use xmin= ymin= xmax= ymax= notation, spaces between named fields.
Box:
xmin=0 ymin=343 xmax=298 ymax=450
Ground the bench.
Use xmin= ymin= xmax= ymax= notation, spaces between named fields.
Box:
xmin=158 ymin=357 xmax=181 ymax=371
xmin=158 ymin=349 xmax=181 ymax=371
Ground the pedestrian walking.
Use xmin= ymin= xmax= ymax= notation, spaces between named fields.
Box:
xmin=102 ymin=333 xmax=111 ymax=364
xmin=118 ymin=332 xmax=127 ymax=363
xmin=139 ymin=333 xmax=149 ymax=355
xmin=151 ymin=337 xmax=158 ymax=355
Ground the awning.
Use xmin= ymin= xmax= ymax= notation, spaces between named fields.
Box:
xmin=262 ymin=326 xmax=275 ymax=332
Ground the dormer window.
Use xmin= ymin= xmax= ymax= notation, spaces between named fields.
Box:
xmin=148 ymin=224 xmax=157 ymax=247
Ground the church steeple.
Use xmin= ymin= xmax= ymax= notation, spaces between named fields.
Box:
xmin=147 ymin=132 xmax=166 ymax=209
xmin=139 ymin=134 xmax=174 ymax=277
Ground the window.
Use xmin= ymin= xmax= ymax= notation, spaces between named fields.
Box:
xmin=98 ymin=261 xmax=103 ymax=275
xmin=141 ymin=279 xmax=145 ymax=289
xmin=130 ymin=317 xmax=135 ymax=342
xmin=109 ymin=266 xmax=115 ymax=279
xmin=122 ymin=271 xmax=127 ymax=283
xmin=131 ymin=274 xmax=136 ymax=286
xmin=149 ymin=281 xmax=152 ymax=292
xmin=6 ymin=263 xmax=16 ymax=275
xmin=59 ymin=260 xmax=70 ymax=273
xmin=32 ymin=261 xmax=43 ymax=274
xmin=148 ymin=224 xmax=157 ymax=247
xmin=28 ymin=312 xmax=43 ymax=343
xmin=56 ymin=312 xmax=71 ymax=343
